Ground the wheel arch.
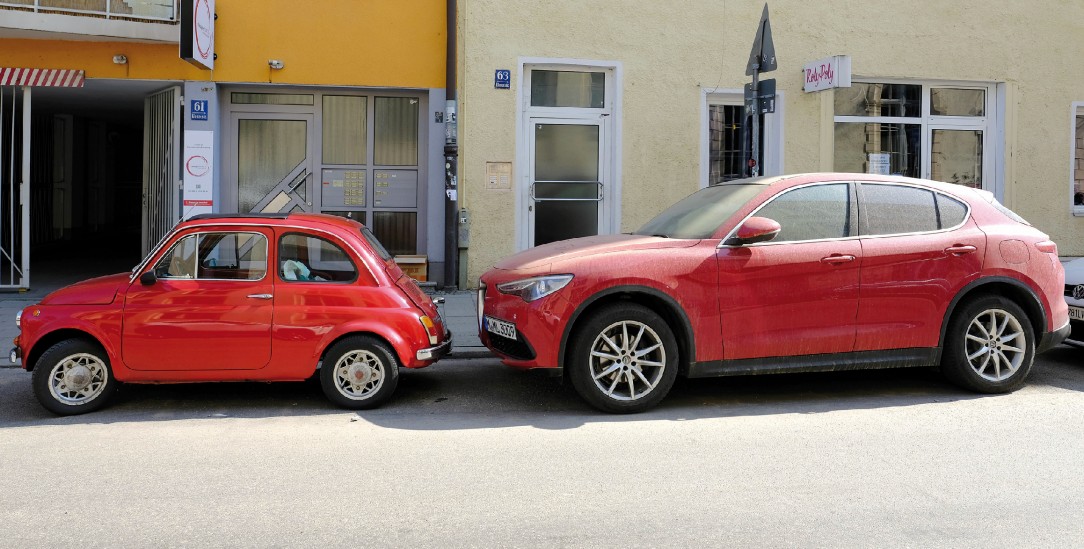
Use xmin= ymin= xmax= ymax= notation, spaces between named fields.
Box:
xmin=940 ymin=277 xmax=1047 ymax=347
xmin=316 ymin=331 xmax=400 ymax=370
xmin=25 ymin=328 xmax=107 ymax=373
xmin=559 ymin=285 xmax=694 ymax=372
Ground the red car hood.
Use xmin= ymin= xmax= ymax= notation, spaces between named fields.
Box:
xmin=40 ymin=272 xmax=129 ymax=305
xmin=493 ymin=234 xmax=700 ymax=272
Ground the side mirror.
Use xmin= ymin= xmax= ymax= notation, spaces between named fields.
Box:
xmin=727 ymin=216 xmax=781 ymax=246
xmin=139 ymin=271 xmax=158 ymax=286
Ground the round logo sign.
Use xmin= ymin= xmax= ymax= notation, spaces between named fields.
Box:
xmin=186 ymin=155 xmax=210 ymax=177
xmin=194 ymin=0 xmax=214 ymax=60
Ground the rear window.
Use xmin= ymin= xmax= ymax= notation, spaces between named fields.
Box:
xmin=360 ymin=226 xmax=393 ymax=261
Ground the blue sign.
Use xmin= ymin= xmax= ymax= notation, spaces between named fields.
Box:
xmin=494 ymin=69 xmax=511 ymax=90
xmin=190 ymin=99 xmax=209 ymax=121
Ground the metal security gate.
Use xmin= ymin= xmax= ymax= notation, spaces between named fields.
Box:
xmin=0 ymin=86 xmax=30 ymax=289
xmin=142 ymin=86 xmax=182 ymax=255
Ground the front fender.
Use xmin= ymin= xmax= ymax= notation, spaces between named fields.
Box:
xmin=20 ymin=305 xmax=123 ymax=375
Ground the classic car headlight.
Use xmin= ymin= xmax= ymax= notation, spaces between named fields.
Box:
xmin=15 ymin=310 xmax=21 ymax=328
xmin=497 ymin=274 xmax=573 ymax=302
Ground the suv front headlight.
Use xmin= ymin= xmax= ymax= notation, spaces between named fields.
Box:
xmin=496 ymin=274 xmax=573 ymax=302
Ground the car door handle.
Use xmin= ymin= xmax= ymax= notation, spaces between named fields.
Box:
xmin=821 ymin=254 xmax=856 ymax=264
xmin=247 ymin=294 xmax=273 ymax=300
xmin=944 ymin=245 xmax=977 ymax=256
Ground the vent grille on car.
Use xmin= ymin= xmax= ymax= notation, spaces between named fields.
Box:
xmin=488 ymin=332 xmax=535 ymax=361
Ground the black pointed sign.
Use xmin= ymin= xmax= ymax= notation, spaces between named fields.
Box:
xmin=746 ymin=4 xmax=777 ymax=76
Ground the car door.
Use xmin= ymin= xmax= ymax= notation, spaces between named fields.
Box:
xmin=854 ymin=182 xmax=984 ymax=351
xmin=717 ymin=182 xmax=861 ymax=360
xmin=122 ymin=228 xmax=275 ymax=371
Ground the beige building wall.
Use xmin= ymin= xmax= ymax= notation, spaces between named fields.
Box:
xmin=459 ymin=0 xmax=1084 ymax=285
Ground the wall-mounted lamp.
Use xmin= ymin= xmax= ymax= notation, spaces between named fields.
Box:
xmin=113 ymin=55 xmax=128 ymax=65
xmin=268 ymin=59 xmax=284 ymax=70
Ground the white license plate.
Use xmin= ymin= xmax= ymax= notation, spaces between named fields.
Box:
xmin=484 ymin=315 xmax=517 ymax=340
xmin=1070 ymin=306 xmax=1084 ymax=321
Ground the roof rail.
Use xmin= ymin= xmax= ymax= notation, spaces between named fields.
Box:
xmin=186 ymin=213 xmax=291 ymax=221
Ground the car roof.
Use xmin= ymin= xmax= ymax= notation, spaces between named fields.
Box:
xmin=179 ymin=212 xmax=365 ymax=231
xmin=716 ymin=172 xmax=984 ymax=200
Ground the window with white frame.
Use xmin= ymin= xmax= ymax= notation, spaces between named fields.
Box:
xmin=834 ymin=82 xmax=993 ymax=190
xmin=1072 ymin=104 xmax=1084 ymax=211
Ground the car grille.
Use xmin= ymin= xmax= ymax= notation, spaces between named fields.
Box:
xmin=488 ymin=332 xmax=535 ymax=361
xmin=1066 ymin=284 xmax=1079 ymax=297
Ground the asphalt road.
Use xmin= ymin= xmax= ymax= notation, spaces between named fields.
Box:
xmin=2 ymin=348 xmax=1083 ymax=548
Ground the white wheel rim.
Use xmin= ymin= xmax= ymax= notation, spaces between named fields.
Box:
xmin=48 ymin=353 xmax=109 ymax=406
xmin=333 ymin=350 xmax=385 ymax=400
xmin=589 ymin=320 xmax=666 ymax=402
xmin=964 ymin=308 xmax=1027 ymax=382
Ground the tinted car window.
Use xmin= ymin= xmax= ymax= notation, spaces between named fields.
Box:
xmin=754 ymin=183 xmax=850 ymax=242
xmin=936 ymin=193 xmax=968 ymax=228
xmin=279 ymin=233 xmax=358 ymax=282
xmin=861 ymin=184 xmax=939 ymax=235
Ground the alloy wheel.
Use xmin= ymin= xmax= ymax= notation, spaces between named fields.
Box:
xmin=964 ymin=308 xmax=1027 ymax=382
xmin=588 ymin=320 xmax=667 ymax=401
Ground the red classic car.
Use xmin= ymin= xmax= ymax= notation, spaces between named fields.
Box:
xmin=13 ymin=213 xmax=450 ymax=415
xmin=479 ymin=173 xmax=1070 ymax=413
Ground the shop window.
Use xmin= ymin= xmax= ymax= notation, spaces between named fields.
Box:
xmin=530 ymin=70 xmax=605 ymax=109
xmin=834 ymin=83 xmax=921 ymax=117
xmin=1074 ymin=107 xmax=1084 ymax=210
xmin=323 ymin=96 xmax=367 ymax=165
xmin=834 ymin=81 xmax=991 ymax=190
xmin=374 ymin=97 xmax=419 ymax=166
xmin=231 ymin=93 xmax=314 ymax=106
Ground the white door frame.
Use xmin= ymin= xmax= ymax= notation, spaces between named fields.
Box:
xmin=516 ymin=58 xmax=622 ymax=251
xmin=526 ymin=116 xmax=607 ymax=247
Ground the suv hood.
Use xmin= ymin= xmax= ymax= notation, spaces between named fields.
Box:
xmin=40 ymin=273 xmax=129 ymax=305
xmin=494 ymin=234 xmax=700 ymax=272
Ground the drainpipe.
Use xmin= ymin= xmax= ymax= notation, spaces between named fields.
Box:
xmin=443 ymin=0 xmax=459 ymax=289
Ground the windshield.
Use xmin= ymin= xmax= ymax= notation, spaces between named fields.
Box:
xmin=635 ymin=184 xmax=764 ymax=239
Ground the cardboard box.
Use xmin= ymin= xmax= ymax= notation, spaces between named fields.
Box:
xmin=394 ymin=255 xmax=428 ymax=282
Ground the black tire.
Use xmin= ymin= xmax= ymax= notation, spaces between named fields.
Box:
xmin=32 ymin=339 xmax=117 ymax=416
xmin=941 ymin=295 xmax=1035 ymax=393
xmin=319 ymin=335 xmax=400 ymax=410
xmin=568 ymin=303 xmax=679 ymax=413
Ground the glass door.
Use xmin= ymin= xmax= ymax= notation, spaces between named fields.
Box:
xmin=927 ymin=127 xmax=984 ymax=188
xmin=230 ymin=113 xmax=315 ymax=214
xmin=528 ymin=118 xmax=606 ymax=246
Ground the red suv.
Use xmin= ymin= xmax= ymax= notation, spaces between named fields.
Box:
xmin=13 ymin=213 xmax=449 ymax=415
xmin=479 ymin=174 xmax=1069 ymax=413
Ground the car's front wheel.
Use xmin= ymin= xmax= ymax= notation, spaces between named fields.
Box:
xmin=941 ymin=295 xmax=1035 ymax=393
xmin=320 ymin=335 xmax=400 ymax=410
xmin=569 ymin=303 xmax=679 ymax=413
xmin=32 ymin=339 xmax=117 ymax=416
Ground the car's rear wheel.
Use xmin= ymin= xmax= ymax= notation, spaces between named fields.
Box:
xmin=320 ymin=335 xmax=400 ymax=410
xmin=569 ymin=303 xmax=678 ymax=413
xmin=941 ymin=295 xmax=1034 ymax=393
xmin=32 ymin=339 xmax=117 ymax=416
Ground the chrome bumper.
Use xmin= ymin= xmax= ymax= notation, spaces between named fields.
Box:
xmin=416 ymin=334 xmax=452 ymax=361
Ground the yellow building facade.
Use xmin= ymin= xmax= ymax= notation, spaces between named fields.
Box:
xmin=0 ymin=0 xmax=451 ymax=287
xmin=457 ymin=0 xmax=1084 ymax=285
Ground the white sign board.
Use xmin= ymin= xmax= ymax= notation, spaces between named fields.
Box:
xmin=868 ymin=153 xmax=891 ymax=175
xmin=180 ymin=0 xmax=215 ymax=70
xmin=183 ymin=130 xmax=214 ymax=218
xmin=803 ymin=55 xmax=851 ymax=93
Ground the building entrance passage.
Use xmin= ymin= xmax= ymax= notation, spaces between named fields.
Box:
xmin=230 ymin=113 xmax=315 ymax=214
xmin=528 ymin=119 xmax=605 ymax=246
xmin=0 ymin=86 xmax=28 ymax=288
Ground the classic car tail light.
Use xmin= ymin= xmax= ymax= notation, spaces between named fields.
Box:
xmin=419 ymin=315 xmax=441 ymax=346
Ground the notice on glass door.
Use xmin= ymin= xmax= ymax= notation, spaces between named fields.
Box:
xmin=867 ymin=153 xmax=891 ymax=175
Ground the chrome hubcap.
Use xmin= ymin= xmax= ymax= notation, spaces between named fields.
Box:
xmin=49 ymin=353 xmax=108 ymax=405
xmin=333 ymin=350 xmax=385 ymax=400
xmin=964 ymin=308 xmax=1026 ymax=382
xmin=589 ymin=320 xmax=666 ymax=401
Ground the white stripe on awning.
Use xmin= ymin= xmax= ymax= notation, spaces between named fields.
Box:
xmin=0 ymin=68 xmax=85 ymax=87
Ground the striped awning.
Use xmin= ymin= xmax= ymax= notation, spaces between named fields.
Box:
xmin=0 ymin=68 xmax=85 ymax=88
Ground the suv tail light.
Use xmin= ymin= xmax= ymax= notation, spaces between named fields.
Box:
xmin=1035 ymin=240 xmax=1058 ymax=254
